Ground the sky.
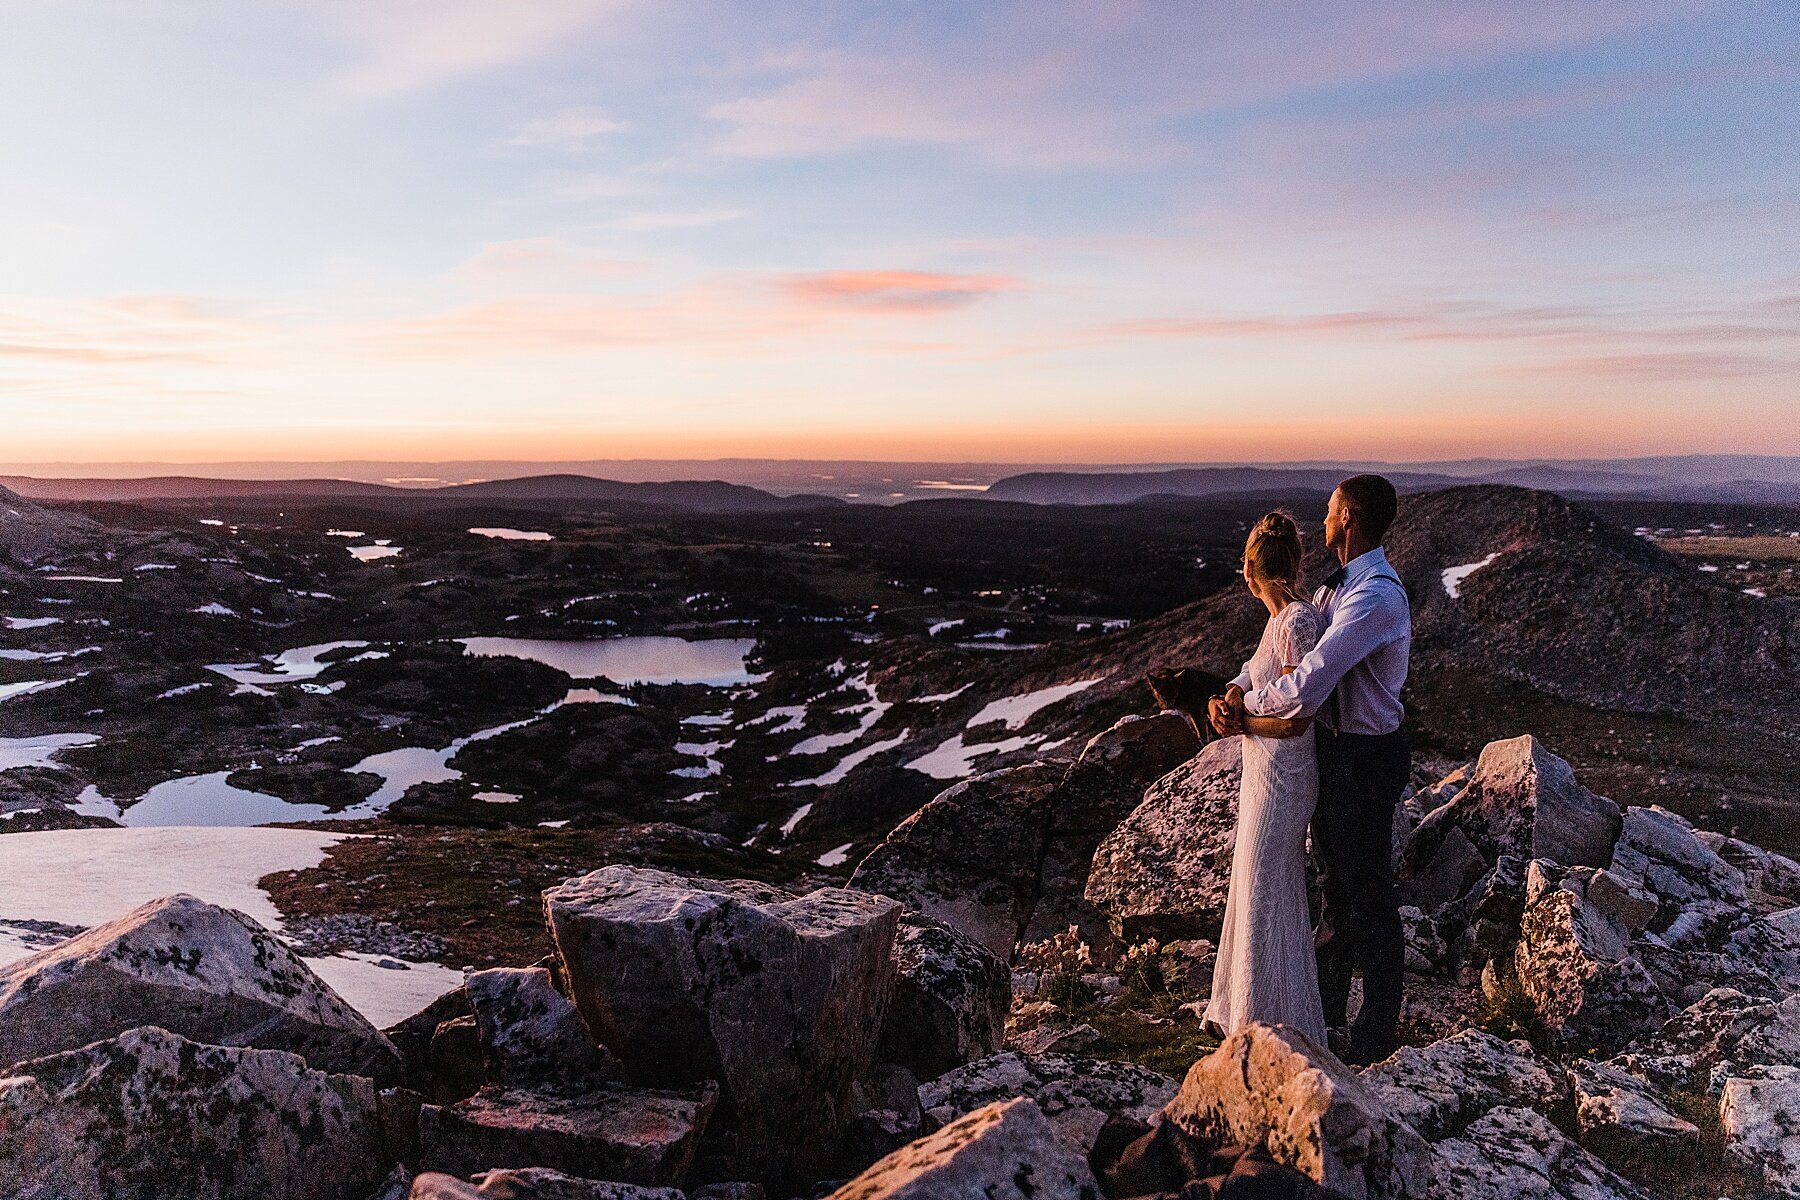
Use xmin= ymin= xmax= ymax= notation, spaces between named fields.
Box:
xmin=0 ymin=1 xmax=1796 ymax=465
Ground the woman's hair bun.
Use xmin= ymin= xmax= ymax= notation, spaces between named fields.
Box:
xmin=1244 ymin=509 xmax=1304 ymax=588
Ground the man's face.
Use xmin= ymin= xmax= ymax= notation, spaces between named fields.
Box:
xmin=1324 ymin=489 xmax=1349 ymax=553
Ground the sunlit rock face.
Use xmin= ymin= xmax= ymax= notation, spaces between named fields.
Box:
xmin=544 ymin=865 xmax=900 ymax=1187
xmin=0 ymin=892 xmax=399 ymax=1079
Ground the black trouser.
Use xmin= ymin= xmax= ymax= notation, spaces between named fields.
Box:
xmin=1312 ymin=725 xmax=1409 ymax=1053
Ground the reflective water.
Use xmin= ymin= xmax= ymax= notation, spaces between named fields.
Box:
xmin=458 ymin=636 xmax=759 ymax=685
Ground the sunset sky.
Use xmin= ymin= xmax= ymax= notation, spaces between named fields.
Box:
xmin=1 ymin=1 xmax=1796 ymax=464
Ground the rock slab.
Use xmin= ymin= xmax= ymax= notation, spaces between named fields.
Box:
xmin=545 ymin=866 xmax=899 ymax=1185
xmin=0 ymin=1025 xmax=391 ymax=1200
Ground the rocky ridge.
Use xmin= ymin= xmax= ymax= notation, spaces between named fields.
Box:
xmin=0 ymin=725 xmax=1794 ymax=1198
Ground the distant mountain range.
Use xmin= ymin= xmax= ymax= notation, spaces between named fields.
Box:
xmin=4 ymin=454 xmax=1797 ymax=510
xmin=984 ymin=457 xmax=1800 ymax=506
xmin=0 ymin=474 xmax=842 ymax=514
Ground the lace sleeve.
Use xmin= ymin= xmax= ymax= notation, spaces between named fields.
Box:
xmin=1276 ymin=604 xmax=1322 ymax=670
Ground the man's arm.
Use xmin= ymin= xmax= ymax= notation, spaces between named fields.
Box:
xmin=1243 ymin=586 xmax=1403 ymax=719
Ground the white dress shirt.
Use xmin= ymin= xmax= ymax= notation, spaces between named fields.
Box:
xmin=1238 ymin=547 xmax=1411 ymax=735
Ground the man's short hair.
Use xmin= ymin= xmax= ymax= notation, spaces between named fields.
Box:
xmin=1338 ymin=474 xmax=1398 ymax=542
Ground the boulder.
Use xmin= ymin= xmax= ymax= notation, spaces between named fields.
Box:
xmin=1426 ymin=1106 xmax=1653 ymax=1200
xmin=918 ymin=1050 xmax=1177 ymax=1154
xmin=0 ymin=1025 xmax=392 ymax=1200
xmin=1085 ymin=736 xmax=1242 ymax=943
xmin=1358 ymin=1029 xmax=1566 ymax=1141
xmin=826 ymin=1097 xmax=1102 ymax=1200
xmin=1616 ymin=987 xmax=1800 ymax=1091
xmin=1161 ymin=1023 xmax=1432 ymax=1200
xmin=0 ymin=893 xmax=399 ymax=1079
xmin=876 ymin=911 xmax=1008 ymax=1080
xmin=417 ymin=1082 xmax=716 ymax=1187
xmin=1400 ymin=737 xmax=1620 ymax=909
xmin=851 ymin=763 xmax=1061 ymax=958
xmin=1026 ymin=713 xmax=1200 ymax=952
xmin=1048 ymin=712 xmax=1201 ymax=836
xmin=388 ymin=987 xmax=475 ymax=1096
xmin=410 ymin=1171 xmax=683 ymax=1199
xmin=1725 ymin=906 xmax=1800 ymax=991
xmin=1565 ymin=1058 xmax=1699 ymax=1156
xmin=1700 ymin=833 xmax=1800 ymax=902
xmin=545 ymin=866 xmax=899 ymax=1185
xmin=1607 ymin=806 xmax=1746 ymax=945
xmin=465 ymin=967 xmax=618 ymax=1088
xmin=1720 ymin=1065 xmax=1800 ymax=1197
xmin=1513 ymin=888 xmax=1669 ymax=1050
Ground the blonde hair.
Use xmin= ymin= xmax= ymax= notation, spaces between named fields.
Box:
xmin=1244 ymin=511 xmax=1305 ymax=601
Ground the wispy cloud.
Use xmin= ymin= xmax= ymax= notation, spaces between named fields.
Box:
xmin=328 ymin=0 xmax=634 ymax=97
xmin=784 ymin=270 xmax=1019 ymax=313
xmin=452 ymin=238 xmax=635 ymax=290
xmin=509 ymin=106 xmax=628 ymax=149
xmin=606 ymin=208 xmax=747 ymax=231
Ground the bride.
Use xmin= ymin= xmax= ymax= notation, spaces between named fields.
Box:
xmin=1201 ymin=511 xmax=1328 ymax=1044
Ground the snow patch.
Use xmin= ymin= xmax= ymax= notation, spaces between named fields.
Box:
xmin=1441 ymin=553 xmax=1501 ymax=598
xmin=966 ymin=679 xmax=1102 ymax=731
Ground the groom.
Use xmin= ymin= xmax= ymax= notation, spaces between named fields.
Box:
xmin=1211 ymin=474 xmax=1412 ymax=1063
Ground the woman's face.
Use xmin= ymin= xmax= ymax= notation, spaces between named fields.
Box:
xmin=1242 ymin=561 xmax=1262 ymax=598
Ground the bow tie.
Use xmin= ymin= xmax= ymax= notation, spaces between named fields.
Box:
xmin=1322 ymin=566 xmax=1347 ymax=590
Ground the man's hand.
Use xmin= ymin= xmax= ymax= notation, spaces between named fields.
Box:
xmin=1209 ymin=685 xmax=1246 ymax=736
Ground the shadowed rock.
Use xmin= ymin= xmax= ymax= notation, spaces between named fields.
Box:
xmin=826 ymin=1097 xmax=1102 ymax=1200
xmin=918 ymin=1050 xmax=1177 ymax=1155
xmin=1026 ymin=712 xmax=1201 ymax=950
xmin=1565 ymin=1058 xmax=1699 ymax=1156
xmin=417 ymin=1082 xmax=716 ymax=1188
xmin=850 ymin=763 xmax=1062 ymax=958
xmin=0 ymin=893 xmax=399 ymax=1079
xmin=876 ymin=911 xmax=1008 ymax=1080
xmin=1162 ymin=1022 xmax=1432 ymax=1200
xmin=1085 ymin=736 xmax=1242 ymax=943
xmin=0 ymin=1025 xmax=393 ymax=1200
xmin=466 ymin=967 xmax=618 ymax=1089
xmin=1359 ymin=1029 xmax=1566 ymax=1141
xmin=1427 ymin=1106 xmax=1653 ymax=1200
xmin=545 ymin=866 xmax=899 ymax=1185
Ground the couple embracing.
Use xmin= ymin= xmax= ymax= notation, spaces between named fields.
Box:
xmin=1200 ymin=474 xmax=1412 ymax=1066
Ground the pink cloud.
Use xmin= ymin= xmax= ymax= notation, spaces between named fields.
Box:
xmin=783 ymin=270 xmax=1018 ymax=313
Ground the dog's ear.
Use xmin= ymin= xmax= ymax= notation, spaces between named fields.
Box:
xmin=1145 ymin=671 xmax=1177 ymax=709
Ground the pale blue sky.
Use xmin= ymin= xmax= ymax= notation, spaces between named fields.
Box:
xmin=0 ymin=1 xmax=1794 ymax=461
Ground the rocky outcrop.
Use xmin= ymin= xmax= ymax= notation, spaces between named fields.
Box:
xmin=1358 ymin=1030 xmax=1565 ymax=1141
xmin=1565 ymin=1058 xmax=1699 ymax=1156
xmin=0 ymin=893 xmax=398 ymax=1078
xmin=1606 ymin=805 xmax=1746 ymax=947
xmin=1026 ymin=712 xmax=1200 ymax=949
xmin=918 ymin=1051 xmax=1178 ymax=1154
xmin=417 ymin=1082 xmax=716 ymax=1187
xmin=544 ymin=866 xmax=900 ymax=1185
xmin=876 ymin=911 xmax=1008 ymax=1080
xmin=826 ymin=1097 xmax=1102 ymax=1200
xmin=850 ymin=763 xmax=1061 ymax=958
xmin=1725 ymin=906 xmax=1800 ymax=991
xmin=1513 ymin=886 xmax=1670 ymax=1050
xmin=0 ymin=1025 xmax=393 ymax=1200
xmin=1400 ymin=737 xmax=1619 ymax=942
xmin=466 ymin=967 xmax=618 ymax=1089
xmin=1426 ymin=1106 xmax=1653 ymax=1200
xmin=1720 ymin=1065 xmax=1800 ymax=1198
xmin=1084 ymin=736 xmax=1241 ymax=942
xmin=1162 ymin=1023 xmax=1432 ymax=1200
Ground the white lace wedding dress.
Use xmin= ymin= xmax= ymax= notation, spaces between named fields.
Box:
xmin=1202 ymin=600 xmax=1329 ymax=1045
